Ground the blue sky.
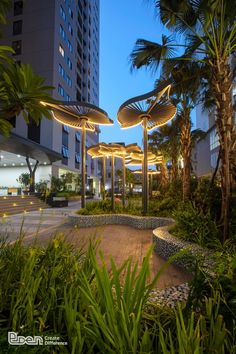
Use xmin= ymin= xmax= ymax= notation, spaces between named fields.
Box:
xmin=99 ymin=0 xmax=170 ymax=146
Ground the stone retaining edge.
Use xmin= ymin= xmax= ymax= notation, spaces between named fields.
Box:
xmin=152 ymin=224 xmax=214 ymax=274
xmin=68 ymin=213 xmax=174 ymax=230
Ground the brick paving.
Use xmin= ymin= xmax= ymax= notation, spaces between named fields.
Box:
xmin=63 ymin=225 xmax=192 ymax=289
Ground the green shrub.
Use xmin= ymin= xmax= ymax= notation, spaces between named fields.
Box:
xmin=172 ymin=202 xmax=219 ymax=247
xmin=56 ymin=191 xmax=79 ymax=198
xmin=191 ymin=178 xmax=221 ymax=220
xmin=148 ymin=196 xmax=180 ymax=217
xmin=77 ymin=199 xmax=124 ymax=215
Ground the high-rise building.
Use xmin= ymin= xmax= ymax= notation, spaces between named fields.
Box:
xmin=0 ymin=0 xmax=101 ymax=196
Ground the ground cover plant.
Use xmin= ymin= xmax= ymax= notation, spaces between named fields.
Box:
xmin=0 ymin=232 xmax=235 ymax=353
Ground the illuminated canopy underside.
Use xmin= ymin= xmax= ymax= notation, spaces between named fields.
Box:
xmin=117 ymin=85 xmax=177 ymax=131
xmin=133 ymin=169 xmax=161 ymax=175
xmin=126 ymin=152 xmax=163 ymax=166
xmin=41 ymin=101 xmax=113 ymax=131
xmin=88 ymin=142 xmax=142 ymax=159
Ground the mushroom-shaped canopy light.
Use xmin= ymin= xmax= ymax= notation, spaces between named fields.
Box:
xmin=132 ymin=169 xmax=161 ymax=175
xmin=117 ymin=85 xmax=176 ymax=214
xmin=125 ymin=152 xmax=162 ymax=166
xmin=41 ymin=101 xmax=113 ymax=208
xmin=95 ymin=143 xmax=141 ymax=210
xmin=88 ymin=142 xmax=142 ymax=206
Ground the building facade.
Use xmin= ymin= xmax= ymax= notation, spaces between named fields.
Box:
xmin=193 ymin=85 xmax=236 ymax=178
xmin=0 ymin=0 xmax=101 ymax=195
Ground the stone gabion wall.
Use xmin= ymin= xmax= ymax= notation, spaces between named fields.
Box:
xmin=68 ymin=213 xmax=174 ymax=230
xmin=152 ymin=226 xmax=214 ymax=274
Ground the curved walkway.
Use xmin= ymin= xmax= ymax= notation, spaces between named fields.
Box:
xmin=0 ymin=204 xmax=191 ymax=289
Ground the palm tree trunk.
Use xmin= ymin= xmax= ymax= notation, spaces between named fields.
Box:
xmin=171 ymin=152 xmax=178 ymax=182
xmin=160 ymin=161 xmax=168 ymax=187
xmin=211 ymin=59 xmax=235 ymax=241
xmin=180 ymin=109 xmax=191 ymax=201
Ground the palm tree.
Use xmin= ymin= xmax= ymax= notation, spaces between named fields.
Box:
xmin=131 ymin=0 xmax=236 ymax=239
xmin=0 ymin=63 xmax=57 ymax=135
xmin=148 ymin=117 xmax=181 ymax=183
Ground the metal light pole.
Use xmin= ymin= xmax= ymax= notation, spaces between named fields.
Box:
xmin=81 ymin=118 xmax=86 ymax=208
xmin=102 ymin=156 xmax=106 ymax=200
xmin=111 ymin=154 xmax=115 ymax=212
xmin=142 ymin=117 xmax=148 ymax=215
xmin=122 ymin=156 xmax=126 ymax=208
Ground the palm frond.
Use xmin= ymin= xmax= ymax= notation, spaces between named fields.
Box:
xmin=130 ymin=35 xmax=178 ymax=73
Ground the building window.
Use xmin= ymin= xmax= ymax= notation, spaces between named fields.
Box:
xmin=68 ymin=23 xmax=73 ymax=36
xmin=66 ymin=94 xmax=71 ymax=101
xmin=210 ymin=151 xmax=218 ymax=168
xmin=75 ymin=153 xmax=80 ymax=169
xmin=75 ymin=133 xmax=80 ymax=152
xmin=68 ymin=7 xmax=73 ymax=18
xmin=67 ymin=57 xmax=72 ymax=70
xmin=60 ymin=25 xmax=66 ymax=40
xmin=67 ymin=39 xmax=73 ymax=53
xmin=76 ymin=132 xmax=80 ymax=141
xmin=28 ymin=120 xmax=41 ymax=144
xmin=62 ymin=145 xmax=69 ymax=165
xmin=14 ymin=1 xmax=23 ymax=16
xmin=60 ymin=5 xmax=66 ymax=21
xmin=13 ymin=20 xmax=22 ymax=35
xmin=210 ymin=128 xmax=220 ymax=150
xmin=59 ymin=44 xmax=65 ymax=57
xmin=59 ymin=64 xmax=65 ymax=78
xmin=75 ymin=153 xmax=80 ymax=163
xmin=58 ymin=84 xmax=64 ymax=97
xmin=63 ymin=125 xmax=69 ymax=133
xmin=76 ymin=90 xmax=81 ymax=101
xmin=12 ymin=40 xmax=22 ymax=55
xmin=62 ymin=146 xmax=69 ymax=157
xmin=66 ymin=75 xmax=72 ymax=87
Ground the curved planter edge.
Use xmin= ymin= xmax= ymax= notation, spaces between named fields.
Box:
xmin=152 ymin=225 xmax=214 ymax=275
xmin=68 ymin=213 xmax=174 ymax=230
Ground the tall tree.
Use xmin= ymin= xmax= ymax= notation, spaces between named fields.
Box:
xmin=148 ymin=117 xmax=181 ymax=183
xmin=131 ymin=0 xmax=236 ymax=239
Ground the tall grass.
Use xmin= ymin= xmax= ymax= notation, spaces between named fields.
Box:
xmin=0 ymin=230 xmax=235 ymax=353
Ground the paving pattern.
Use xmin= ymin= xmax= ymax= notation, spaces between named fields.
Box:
xmin=0 ymin=202 xmax=192 ymax=289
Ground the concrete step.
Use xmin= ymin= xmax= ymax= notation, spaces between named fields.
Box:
xmin=0 ymin=200 xmax=46 ymax=209
xmin=0 ymin=205 xmax=49 ymax=217
xmin=0 ymin=195 xmax=50 ymax=217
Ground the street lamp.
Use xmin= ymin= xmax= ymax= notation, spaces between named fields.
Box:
xmin=41 ymin=102 xmax=113 ymax=208
xmin=117 ymin=85 xmax=176 ymax=215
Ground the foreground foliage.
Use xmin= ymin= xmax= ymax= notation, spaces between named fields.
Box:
xmin=0 ymin=232 xmax=235 ymax=353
